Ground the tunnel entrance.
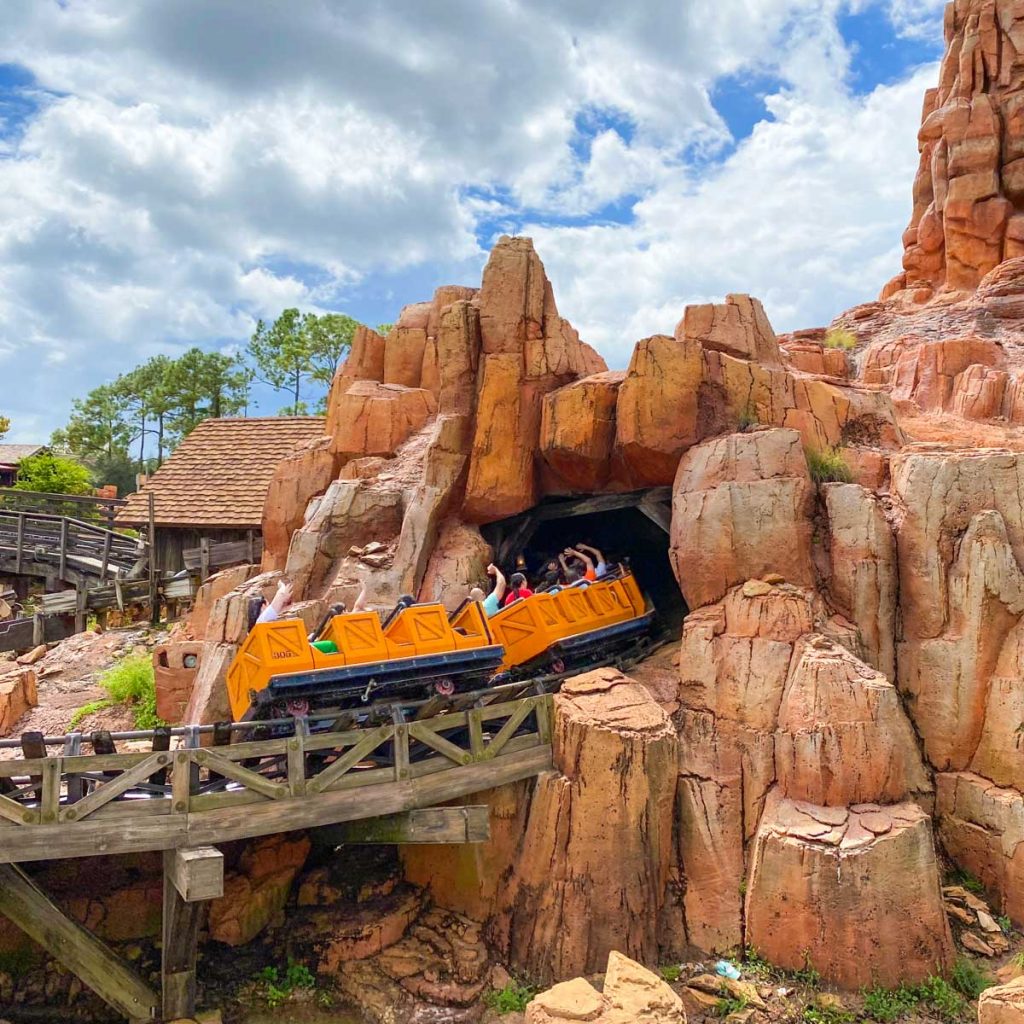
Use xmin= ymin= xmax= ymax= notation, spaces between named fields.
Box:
xmin=480 ymin=487 xmax=688 ymax=636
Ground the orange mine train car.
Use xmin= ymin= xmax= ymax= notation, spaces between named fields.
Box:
xmin=226 ymin=570 xmax=654 ymax=721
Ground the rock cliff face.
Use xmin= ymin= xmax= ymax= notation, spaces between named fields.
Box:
xmin=173 ymin=32 xmax=1024 ymax=988
xmin=886 ymin=0 xmax=1024 ymax=299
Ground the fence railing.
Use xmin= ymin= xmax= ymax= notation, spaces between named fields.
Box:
xmin=0 ymin=488 xmax=127 ymax=529
xmin=0 ymin=694 xmax=554 ymax=862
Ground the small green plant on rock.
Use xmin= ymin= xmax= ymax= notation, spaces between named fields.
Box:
xmin=950 ymin=957 xmax=991 ymax=1000
xmin=714 ymin=992 xmax=749 ymax=1017
xmin=997 ymin=914 xmax=1013 ymax=934
xmin=917 ymin=974 xmax=966 ymax=1021
xmin=257 ymin=959 xmax=316 ymax=1009
xmin=659 ymin=964 xmax=682 ymax=982
xmin=740 ymin=947 xmax=778 ymax=981
xmin=948 ymin=868 xmax=985 ymax=894
xmin=484 ymin=980 xmax=536 ymax=1013
xmin=861 ymin=983 xmax=920 ymax=1022
xmin=792 ymin=953 xmax=821 ymax=990
xmin=803 ymin=1004 xmax=854 ymax=1024
xmin=823 ymin=328 xmax=857 ymax=351
xmin=805 ymin=446 xmax=853 ymax=484
xmin=737 ymin=405 xmax=759 ymax=431
xmin=72 ymin=652 xmax=164 ymax=730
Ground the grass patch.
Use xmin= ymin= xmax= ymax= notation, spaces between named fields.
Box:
xmin=69 ymin=698 xmax=116 ymax=729
xmin=659 ymin=965 xmax=682 ymax=983
xmin=948 ymin=868 xmax=985 ymax=894
xmin=803 ymin=1005 xmax=855 ymax=1024
xmin=714 ymin=993 xmax=749 ymax=1017
xmin=997 ymin=915 xmax=1013 ymax=934
xmin=861 ymin=984 xmax=920 ymax=1022
xmin=950 ymin=957 xmax=991 ymax=1000
xmin=738 ymin=406 xmax=759 ymax=431
xmin=484 ymin=980 xmax=536 ymax=1013
xmin=258 ymin=959 xmax=316 ymax=1009
xmin=823 ymin=328 xmax=857 ymax=350
xmin=740 ymin=947 xmax=778 ymax=981
xmin=75 ymin=653 xmax=163 ymax=730
xmin=806 ymin=446 xmax=853 ymax=484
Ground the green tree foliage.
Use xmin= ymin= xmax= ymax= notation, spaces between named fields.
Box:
xmin=248 ymin=309 xmax=356 ymax=415
xmin=13 ymin=453 xmax=93 ymax=495
xmin=0 ymin=416 xmax=9 ymax=441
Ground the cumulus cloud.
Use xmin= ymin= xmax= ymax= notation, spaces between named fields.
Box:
xmin=0 ymin=0 xmax=943 ymax=439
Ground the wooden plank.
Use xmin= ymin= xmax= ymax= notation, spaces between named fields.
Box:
xmin=467 ymin=708 xmax=485 ymax=759
xmin=166 ymin=846 xmax=223 ymax=902
xmin=0 ymin=863 xmax=158 ymax=1021
xmin=0 ymin=745 xmax=553 ymax=861
xmin=194 ymin=749 xmax=288 ymax=801
xmin=58 ymin=518 xmax=67 ymax=580
xmin=408 ymin=723 xmax=473 ymax=765
xmin=483 ymin=700 xmax=537 ymax=759
xmin=288 ymin=718 xmax=307 ymax=798
xmin=332 ymin=806 xmax=490 ymax=844
xmin=40 ymin=759 xmax=61 ymax=824
xmin=305 ymin=725 xmax=393 ymax=795
xmin=199 ymin=536 xmax=210 ymax=582
xmin=60 ymin=753 xmax=169 ymax=822
xmin=63 ymin=733 xmax=84 ymax=804
xmin=162 ymin=851 xmax=203 ymax=1020
xmin=14 ymin=513 xmax=23 ymax=575
xmin=99 ymin=531 xmax=111 ymax=583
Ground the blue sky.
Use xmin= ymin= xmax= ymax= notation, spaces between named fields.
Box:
xmin=0 ymin=0 xmax=945 ymax=441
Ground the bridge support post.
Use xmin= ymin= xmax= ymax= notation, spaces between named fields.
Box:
xmin=161 ymin=846 xmax=223 ymax=1021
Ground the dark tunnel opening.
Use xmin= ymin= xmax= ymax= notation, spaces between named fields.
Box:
xmin=480 ymin=497 xmax=688 ymax=637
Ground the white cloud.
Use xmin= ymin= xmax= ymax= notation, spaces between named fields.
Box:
xmin=0 ymin=0 xmax=944 ymax=440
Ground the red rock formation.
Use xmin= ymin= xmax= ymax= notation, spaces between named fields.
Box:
xmin=540 ymin=371 xmax=623 ymax=491
xmin=329 ymin=381 xmax=436 ymax=459
xmin=821 ymin=482 xmax=897 ymax=680
xmin=679 ymin=293 xmax=783 ymax=366
xmin=208 ymin=833 xmax=310 ymax=945
xmin=745 ymin=797 xmax=953 ymax=987
xmin=670 ymin=428 xmax=815 ymax=609
xmin=261 ymin=435 xmax=338 ymax=571
xmin=463 ymin=237 xmax=607 ymax=521
xmin=885 ymin=0 xmax=1024 ymax=299
xmin=979 ymin=976 xmax=1024 ymax=1024
xmin=503 ymin=669 xmax=677 ymax=984
xmin=613 ymin=335 xmax=704 ymax=486
xmin=526 ymin=952 xmax=685 ymax=1024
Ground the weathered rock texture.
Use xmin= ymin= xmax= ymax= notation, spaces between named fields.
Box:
xmin=745 ymin=798 xmax=953 ymax=987
xmin=886 ymin=0 xmax=1024 ymax=298
xmin=503 ymin=668 xmax=677 ymax=985
xmin=525 ymin=951 xmax=685 ymax=1024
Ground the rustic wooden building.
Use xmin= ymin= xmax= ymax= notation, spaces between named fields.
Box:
xmin=117 ymin=417 xmax=324 ymax=573
xmin=0 ymin=445 xmax=46 ymax=487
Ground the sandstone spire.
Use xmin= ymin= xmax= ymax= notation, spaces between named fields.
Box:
xmin=884 ymin=0 xmax=1024 ymax=301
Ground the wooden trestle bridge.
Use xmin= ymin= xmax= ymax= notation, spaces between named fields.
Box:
xmin=0 ymin=683 xmax=555 ymax=1022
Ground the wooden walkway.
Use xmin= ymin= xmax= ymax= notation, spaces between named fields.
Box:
xmin=0 ymin=508 xmax=146 ymax=587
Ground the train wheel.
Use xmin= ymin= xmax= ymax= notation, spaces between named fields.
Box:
xmin=550 ymin=657 xmax=566 ymax=675
xmin=286 ymin=698 xmax=310 ymax=716
xmin=434 ymin=678 xmax=455 ymax=696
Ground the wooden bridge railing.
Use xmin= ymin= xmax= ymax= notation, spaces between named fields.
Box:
xmin=0 ymin=508 xmax=146 ymax=583
xmin=0 ymin=487 xmax=126 ymax=528
xmin=0 ymin=694 xmax=554 ymax=864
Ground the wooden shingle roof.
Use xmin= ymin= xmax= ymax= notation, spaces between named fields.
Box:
xmin=0 ymin=444 xmax=46 ymax=466
xmin=117 ymin=417 xmax=325 ymax=529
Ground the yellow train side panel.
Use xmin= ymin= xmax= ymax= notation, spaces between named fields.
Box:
xmin=319 ymin=612 xmax=389 ymax=664
xmin=226 ymin=620 xmax=315 ymax=721
xmin=491 ymin=596 xmax=556 ymax=669
xmin=383 ymin=604 xmax=456 ymax=657
xmin=450 ymin=601 xmax=492 ymax=650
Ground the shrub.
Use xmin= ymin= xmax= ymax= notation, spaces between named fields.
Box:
xmin=950 ymin=957 xmax=991 ymax=1000
xmin=737 ymin=406 xmax=759 ymax=431
xmin=258 ymin=960 xmax=316 ymax=1009
xmin=659 ymin=965 xmax=682 ymax=982
xmin=997 ymin=915 xmax=1013 ymax=934
xmin=823 ymin=328 xmax=857 ymax=351
xmin=861 ymin=984 xmax=919 ymax=1022
xmin=806 ymin=446 xmax=853 ymax=484
xmin=91 ymin=653 xmax=163 ymax=730
xmin=917 ymin=974 xmax=966 ymax=1021
xmin=714 ymin=993 xmax=749 ymax=1017
xmin=484 ymin=981 xmax=536 ymax=1013
xmin=947 ymin=868 xmax=985 ymax=894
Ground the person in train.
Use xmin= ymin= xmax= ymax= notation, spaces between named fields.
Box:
xmin=502 ymin=570 xmax=534 ymax=606
xmin=469 ymin=563 xmax=507 ymax=616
